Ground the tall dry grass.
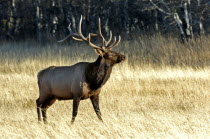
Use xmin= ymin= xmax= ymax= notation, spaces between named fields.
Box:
xmin=0 ymin=35 xmax=210 ymax=138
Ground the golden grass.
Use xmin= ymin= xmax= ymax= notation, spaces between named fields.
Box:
xmin=0 ymin=35 xmax=210 ymax=138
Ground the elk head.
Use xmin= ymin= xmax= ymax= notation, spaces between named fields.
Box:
xmin=58 ymin=15 xmax=126 ymax=66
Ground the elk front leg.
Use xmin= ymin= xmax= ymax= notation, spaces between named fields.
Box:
xmin=90 ymin=95 xmax=103 ymax=122
xmin=71 ymin=97 xmax=80 ymax=124
xmin=36 ymin=99 xmax=42 ymax=122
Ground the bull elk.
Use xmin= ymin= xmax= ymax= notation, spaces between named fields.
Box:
xmin=36 ymin=16 xmax=126 ymax=124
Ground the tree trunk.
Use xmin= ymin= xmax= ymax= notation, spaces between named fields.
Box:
xmin=52 ymin=0 xmax=58 ymax=38
xmin=154 ymin=9 xmax=159 ymax=32
xmin=173 ymin=13 xmax=186 ymax=42
xmin=7 ymin=0 xmax=15 ymax=41
xmin=123 ymin=0 xmax=129 ymax=39
xmin=181 ymin=2 xmax=193 ymax=40
xmin=187 ymin=0 xmax=193 ymax=38
xmin=197 ymin=0 xmax=205 ymax=35
xmin=36 ymin=0 xmax=42 ymax=43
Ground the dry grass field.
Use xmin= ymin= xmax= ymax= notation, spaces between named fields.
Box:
xmin=0 ymin=35 xmax=210 ymax=138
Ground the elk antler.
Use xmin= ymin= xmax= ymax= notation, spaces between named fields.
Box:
xmin=97 ymin=18 xmax=121 ymax=50
xmin=106 ymin=35 xmax=121 ymax=50
xmin=57 ymin=23 xmax=79 ymax=42
xmin=58 ymin=15 xmax=104 ymax=51
xmin=58 ymin=15 xmax=121 ymax=51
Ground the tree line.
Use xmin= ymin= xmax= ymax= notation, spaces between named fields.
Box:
xmin=0 ymin=0 xmax=209 ymax=43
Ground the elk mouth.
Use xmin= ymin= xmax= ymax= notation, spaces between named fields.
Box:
xmin=117 ymin=55 xmax=126 ymax=63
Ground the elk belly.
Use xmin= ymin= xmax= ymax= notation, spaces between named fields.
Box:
xmin=50 ymin=76 xmax=75 ymax=100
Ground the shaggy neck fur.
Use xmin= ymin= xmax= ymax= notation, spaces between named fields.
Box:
xmin=85 ymin=56 xmax=112 ymax=91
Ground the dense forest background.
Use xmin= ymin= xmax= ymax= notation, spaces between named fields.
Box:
xmin=0 ymin=0 xmax=209 ymax=43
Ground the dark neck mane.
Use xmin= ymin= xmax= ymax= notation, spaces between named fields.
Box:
xmin=85 ymin=56 xmax=112 ymax=91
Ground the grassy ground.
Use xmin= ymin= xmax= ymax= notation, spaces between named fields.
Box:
xmin=0 ymin=35 xmax=210 ymax=138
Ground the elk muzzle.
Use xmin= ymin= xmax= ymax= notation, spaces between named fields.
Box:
xmin=117 ymin=55 xmax=126 ymax=63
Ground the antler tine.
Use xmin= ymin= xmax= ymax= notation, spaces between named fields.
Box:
xmin=106 ymin=36 xmax=116 ymax=48
xmin=77 ymin=16 xmax=105 ymax=51
xmin=72 ymin=36 xmax=84 ymax=41
xmin=112 ymin=35 xmax=121 ymax=48
xmin=57 ymin=34 xmax=71 ymax=42
xmin=106 ymin=31 xmax=112 ymax=46
xmin=72 ymin=33 xmax=97 ymax=41
xmin=57 ymin=22 xmax=83 ymax=42
xmin=88 ymin=34 xmax=105 ymax=51
xmin=78 ymin=15 xmax=87 ymax=41
xmin=98 ymin=18 xmax=106 ymax=47
xmin=57 ymin=23 xmax=78 ymax=42
xmin=67 ymin=16 xmax=98 ymax=41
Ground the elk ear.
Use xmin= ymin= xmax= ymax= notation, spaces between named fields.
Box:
xmin=94 ymin=49 xmax=105 ymax=56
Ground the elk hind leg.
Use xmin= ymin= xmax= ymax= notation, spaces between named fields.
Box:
xmin=36 ymin=98 xmax=42 ymax=122
xmin=41 ymin=96 xmax=56 ymax=124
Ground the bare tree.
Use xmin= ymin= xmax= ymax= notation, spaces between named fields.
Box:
xmin=35 ymin=0 xmax=43 ymax=43
xmin=149 ymin=0 xmax=192 ymax=41
xmin=0 ymin=0 xmax=209 ymax=42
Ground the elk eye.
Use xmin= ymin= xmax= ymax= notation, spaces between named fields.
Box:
xmin=103 ymin=54 xmax=109 ymax=59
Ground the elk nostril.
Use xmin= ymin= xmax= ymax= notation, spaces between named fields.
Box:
xmin=117 ymin=55 xmax=126 ymax=63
